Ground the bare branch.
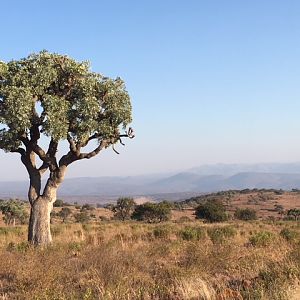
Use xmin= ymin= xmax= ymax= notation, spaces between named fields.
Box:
xmin=119 ymin=138 xmax=125 ymax=146
xmin=112 ymin=145 xmax=120 ymax=155
xmin=119 ymin=127 xmax=135 ymax=139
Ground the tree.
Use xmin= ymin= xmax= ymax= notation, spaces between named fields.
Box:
xmin=0 ymin=199 xmax=29 ymax=225
xmin=234 ymin=208 xmax=257 ymax=221
xmin=132 ymin=201 xmax=172 ymax=223
xmin=113 ymin=197 xmax=136 ymax=221
xmin=0 ymin=51 xmax=133 ymax=245
xmin=287 ymin=208 xmax=300 ymax=221
xmin=57 ymin=207 xmax=72 ymax=223
xmin=195 ymin=200 xmax=228 ymax=223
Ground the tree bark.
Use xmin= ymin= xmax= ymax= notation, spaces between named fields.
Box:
xmin=27 ymin=170 xmax=62 ymax=245
xmin=28 ymin=193 xmax=56 ymax=246
xmin=27 ymin=164 xmax=67 ymax=246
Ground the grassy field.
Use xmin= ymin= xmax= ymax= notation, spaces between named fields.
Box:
xmin=0 ymin=219 xmax=300 ymax=299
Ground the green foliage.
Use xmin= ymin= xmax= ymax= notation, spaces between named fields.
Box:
xmin=207 ymin=226 xmax=237 ymax=244
xmin=178 ymin=226 xmax=206 ymax=241
xmin=0 ymin=51 xmax=132 ymax=150
xmin=249 ymin=231 xmax=274 ymax=247
xmin=195 ymin=200 xmax=228 ymax=223
xmin=287 ymin=208 xmax=300 ymax=220
xmin=6 ymin=241 xmax=30 ymax=253
xmin=234 ymin=208 xmax=257 ymax=221
xmin=132 ymin=201 xmax=172 ymax=223
xmin=280 ymin=228 xmax=299 ymax=242
xmin=74 ymin=211 xmax=91 ymax=223
xmin=113 ymin=197 xmax=136 ymax=221
xmin=57 ymin=207 xmax=72 ymax=223
xmin=153 ymin=225 xmax=173 ymax=239
xmin=0 ymin=199 xmax=28 ymax=225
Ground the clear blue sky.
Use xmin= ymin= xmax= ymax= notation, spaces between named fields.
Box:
xmin=1 ymin=0 xmax=300 ymax=180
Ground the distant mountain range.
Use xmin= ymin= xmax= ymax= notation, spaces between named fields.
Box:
xmin=2 ymin=162 xmax=300 ymax=203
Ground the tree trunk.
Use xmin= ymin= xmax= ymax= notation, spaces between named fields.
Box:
xmin=28 ymin=194 xmax=56 ymax=246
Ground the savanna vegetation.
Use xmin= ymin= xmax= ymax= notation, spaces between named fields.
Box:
xmin=1 ymin=190 xmax=300 ymax=299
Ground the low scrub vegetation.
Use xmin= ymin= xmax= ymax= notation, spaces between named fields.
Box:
xmin=195 ymin=200 xmax=228 ymax=223
xmin=0 ymin=219 xmax=300 ymax=299
xmin=234 ymin=208 xmax=257 ymax=221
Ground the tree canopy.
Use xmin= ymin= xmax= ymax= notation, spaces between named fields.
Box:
xmin=0 ymin=51 xmax=133 ymax=166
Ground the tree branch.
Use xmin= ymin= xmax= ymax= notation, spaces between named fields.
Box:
xmin=10 ymin=148 xmax=26 ymax=156
xmin=38 ymin=139 xmax=58 ymax=174
xmin=78 ymin=140 xmax=108 ymax=159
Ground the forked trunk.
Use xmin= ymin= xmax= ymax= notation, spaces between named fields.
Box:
xmin=28 ymin=193 xmax=56 ymax=246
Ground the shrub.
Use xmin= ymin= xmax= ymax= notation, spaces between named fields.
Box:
xmin=195 ymin=200 xmax=228 ymax=223
xmin=249 ymin=231 xmax=274 ymax=247
xmin=280 ymin=228 xmax=299 ymax=242
xmin=53 ymin=199 xmax=65 ymax=207
xmin=153 ymin=225 xmax=172 ymax=239
xmin=113 ymin=197 xmax=136 ymax=221
xmin=74 ymin=212 xmax=91 ymax=223
xmin=178 ymin=226 xmax=206 ymax=241
xmin=234 ymin=208 xmax=257 ymax=221
xmin=207 ymin=226 xmax=236 ymax=244
xmin=57 ymin=207 xmax=72 ymax=223
xmin=287 ymin=208 xmax=300 ymax=221
xmin=132 ymin=201 xmax=172 ymax=223
xmin=0 ymin=199 xmax=29 ymax=225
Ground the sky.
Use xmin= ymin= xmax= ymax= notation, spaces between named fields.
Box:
xmin=1 ymin=0 xmax=300 ymax=180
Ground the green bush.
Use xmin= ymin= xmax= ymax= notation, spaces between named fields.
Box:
xmin=113 ymin=197 xmax=136 ymax=221
xmin=280 ymin=228 xmax=299 ymax=242
xmin=0 ymin=199 xmax=28 ymax=225
xmin=153 ymin=225 xmax=172 ymax=239
xmin=249 ymin=231 xmax=274 ymax=247
xmin=178 ymin=226 xmax=206 ymax=241
xmin=195 ymin=200 xmax=228 ymax=223
xmin=74 ymin=212 xmax=91 ymax=223
xmin=207 ymin=226 xmax=236 ymax=244
xmin=132 ymin=201 xmax=172 ymax=223
xmin=234 ymin=208 xmax=257 ymax=221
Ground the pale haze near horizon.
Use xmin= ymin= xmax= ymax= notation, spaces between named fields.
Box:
xmin=1 ymin=0 xmax=300 ymax=181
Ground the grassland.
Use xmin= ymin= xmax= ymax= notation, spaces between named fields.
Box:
xmin=0 ymin=219 xmax=300 ymax=299
xmin=1 ymin=189 xmax=300 ymax=299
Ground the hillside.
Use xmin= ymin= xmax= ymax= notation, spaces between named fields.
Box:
xmin=2 ymin=166 xmax=300 ymax=202
xmin=179 ymin=189 xmax=300 ymax=219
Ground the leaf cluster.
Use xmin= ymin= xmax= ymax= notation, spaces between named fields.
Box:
xmin=0 ymin=51 xmax=132 ymax=151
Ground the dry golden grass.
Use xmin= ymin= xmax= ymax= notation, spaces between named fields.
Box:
xmin=0 ymin=220 xmax=300 ymax=299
